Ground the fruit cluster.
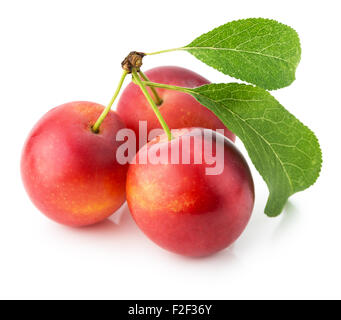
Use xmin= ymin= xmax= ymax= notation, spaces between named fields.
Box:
xmin=21 ymin=66 xmax=254 ymax=257
xmin=20 ymin=18 xmax=322 ymax=257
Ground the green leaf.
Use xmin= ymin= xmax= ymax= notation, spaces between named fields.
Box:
xmin=187 ymin=83 xmax=321 ymax=216
xmin=185 ymin=18 xmax=301 ymax=90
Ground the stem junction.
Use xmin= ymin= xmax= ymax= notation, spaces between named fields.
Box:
xmin=121 ymin=51 xmax=145 ymax=73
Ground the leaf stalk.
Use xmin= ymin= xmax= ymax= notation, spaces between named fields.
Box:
xmin=132 ymin=69 xmax=173 ymax=141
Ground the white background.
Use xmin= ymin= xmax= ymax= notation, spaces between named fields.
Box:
xmin=0 ymin=0 xmax=340 ymax=300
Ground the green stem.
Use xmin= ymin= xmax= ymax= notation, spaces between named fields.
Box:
xmin=132 ymin=69 xmax=172 ymax=141
xmin=139 ymin=70 xmax=163 ymax=106
xmin=145 ymin=47 xmax=184 ymax=55
xmin=92 ymin=70 xmax=128 ymax=133
xmin=137 ymin=80 xmax=192 ymax=94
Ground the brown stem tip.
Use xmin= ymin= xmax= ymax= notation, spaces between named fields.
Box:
xmin=121 ymin=51 xmax=145 ymax=73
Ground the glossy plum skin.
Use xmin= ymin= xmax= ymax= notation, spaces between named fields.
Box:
xmin=21 ymin=101 xmax=128 ymax=227
xmin=126 ymin=128 xmax=254 ymax=257
xmin=116 ymin=66 xmax=235 ymax=150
